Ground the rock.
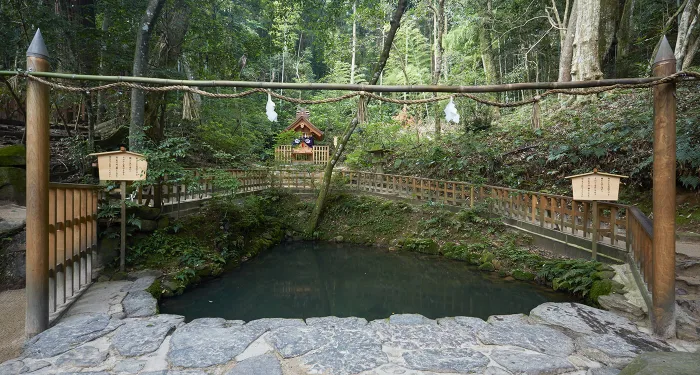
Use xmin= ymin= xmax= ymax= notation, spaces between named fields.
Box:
xmin=225 ymin=354 xmax=282 ymax=375
xmin=490 ymin=348 xmax=576 ymax=375
xmin=512 ymin=269 xmax=536 ymax=281
xmin=24 ymin=314 xmax=122 ymax=358
xmin=122 ymin=290 xmax=157 ymax=317
xmin=113 ymin=359 xmax=146 ymax=374
xmin=0 ymin=360 xmax=24 ymax=375
xmin=529 ymin=303 xmax=671 ymax=353
xmin=576 ymin=334 xmax=645 ymax=369
xmin=619 ymin=351 xmax=700 ymax=375
xmin=587 ymin=367 xmax=621 ymax=375
xmin=157 ymin=216 xmax=169 ymax=230
xmin=402 ymin=348 xmax=489 ymax=373
xmin=334 ymin=236 xmax=344 ymax=242
xmin=479 ymin=262 xmax=495 ymax=272
xmin=0 ymin=145 xmax=26 ymax=166
xmin=0 ymin=167 xmax=26 ymax=205
xmin=19 ymin=360 xmax=50 ymax=373
xmin=436 ymin=316 xmax=488 ymax=332
xmin=477 ymin=322 xmax=575 ymax=357
xmin=306 ymin=316 xmax=367 ymax=329
xmin=373 ymin=319 xmax=478 ymax=349
xmin=266 ymin=326 xmax=328 ymax=358
xmin=127 ymin=269 xmax=163 ymax=279
xmin=141 ymin=372 xmax=207 ymax=375
xmin=125 ymin=276 xmax=157 ymax=292
xmin=245 ymin=318 xmax=306 ymax=333
xmin=55 ymin=346 xmax=108 ymax=367
xmin=188 ymin=317 xmax=228 ymax=328
xmin=127 ymin=206 xmax=161 ymax=220
xmin=112 ymin=315 xmax=183 ymax=356
xmin=54 ymin=372 xmax=110 ymax=375
xmin=167 ymin=324 xmax=263 ymax=367
xmin=676 ymin=305 xmax=700 ymax=341
xmin=590 ymin=279 xmax=614 ymax=302
xmin=301 ymin=329 xmax=387 ymax=375
xmin=388 ymin=314 xmax=434 ymax=325
xmin=598 ymin=294 xmax=646 ymax=322
xmin=487 ymin=313 xmax=530 ymax=325
xmin=139 ymin=219 xmax=158 ymax=233
xmin=480 ymin=252 xmax=495 ymax=263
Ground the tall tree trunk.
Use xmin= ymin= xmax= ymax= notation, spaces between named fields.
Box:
xmin=676 ymin=0 xmax=699 ymax=70
xmin=571 ymin=0 xmax=603 ymax=81
xmin=683 ymin=32 xmax=700 ymax=69
xmin=432 ymin=0 xmax=445 ymax=137
xmin=478 ymin=0 xmax=500 ymax=118
xmin=350 ymin=0 xmax=357 ymax=84
xmin=615 ymin=0 xmax=635 ymax=76
xmin=558 ymin=0 xmax=578 ymax=81
xmin=306 ymin=0 xmax=408 ymax=235
xmin=129 ymin=0 xmax=166 ymax=151
xmin=97 ymin=8 xmax=112 ymax=125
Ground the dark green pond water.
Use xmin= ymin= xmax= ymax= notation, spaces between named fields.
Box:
xmin=160 ymin=242 xmax=576 ymax=322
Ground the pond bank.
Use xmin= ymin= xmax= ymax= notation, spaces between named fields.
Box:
xmin=1 ymin=273 xmax=696 ymax=375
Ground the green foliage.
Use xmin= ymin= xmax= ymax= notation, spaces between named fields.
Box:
xmin=537 ymin=259 xmax=603 ymax=298
xmin=398 ymin=238 xmax=439 ymax=254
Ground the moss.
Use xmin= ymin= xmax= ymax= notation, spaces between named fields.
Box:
xmin=592 ymin=270 xmax=615 ymax=280
xmin=497 ymin=270 xmax=508 ymax=277
xmin=0 ymin=167 xmax=26 ymax=204
xmin=596 ymin=264 xmax=614 ymax=272
xmin=589 ymin=279 xmax=613 ymax=303
xmin=398 ymin=238 xmax=439 ymax=254
xmin=0 ymin=145 xmax=26 ymax=166
xmin=478 ymin=262 xmax=495 ymax=272
xmin=512 ymin=269 xmax=535 ymax=281
xmin=146 ymin=278 xmax=163 ymax=300
xmin=480 ymin=251 xmax=495 ymax=264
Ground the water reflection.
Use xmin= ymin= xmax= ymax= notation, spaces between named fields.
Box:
xmin=160 ymin=242 xmax=576 ymax=322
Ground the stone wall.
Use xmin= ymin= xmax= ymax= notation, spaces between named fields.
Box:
xmin=0 ymin=145 xmax=26 ymax=206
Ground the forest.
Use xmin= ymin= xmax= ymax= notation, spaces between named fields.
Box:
xmin=1 ymin=0 xmax=699 ymax=216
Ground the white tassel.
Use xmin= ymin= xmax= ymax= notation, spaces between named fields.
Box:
xmin=266 ymin=93 xmax=278 ymax=122
xmin=444 ymin=97 xmax=460 ymax=124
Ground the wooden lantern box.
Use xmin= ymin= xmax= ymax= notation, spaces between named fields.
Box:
xmin=565 ymin=169 xmax=627 ymax=201
xmin=89 ymin=149 xmax=148 ymax=181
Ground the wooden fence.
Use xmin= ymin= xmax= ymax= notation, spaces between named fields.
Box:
xmin=274 ymin=145 xmax=330 ymax=165
xmin=48 ymin=183 xmax=100 ymax=316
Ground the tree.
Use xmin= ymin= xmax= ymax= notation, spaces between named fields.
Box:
xmin=306 ymin=0 xmax=408 ymax=235
xmin=129 ymin=0 xmax=166 ymax=152
xmin=431 ymin=0 xmax=446 ymax=137
xmin=675 ymin=0 xmax=700 ymax=70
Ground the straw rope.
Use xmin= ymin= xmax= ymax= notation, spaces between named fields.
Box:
xmin=16 ymin=71 xmax=700 ymax=109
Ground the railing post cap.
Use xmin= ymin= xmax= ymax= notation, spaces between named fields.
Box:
xmin=653 ymin=36 xmax=675 ymax=65
xmin=27 ymin=29 xmax=50 ymax=60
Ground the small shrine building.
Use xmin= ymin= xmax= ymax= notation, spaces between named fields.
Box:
xmin=274 ymin=109 xmax=329 ymax=164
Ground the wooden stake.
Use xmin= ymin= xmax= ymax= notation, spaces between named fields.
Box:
xmin=120 ymin=180 xmax=127 ymax=272
xmin=651 ymin=36 xmax=677 ymax=338
xmin=25 ymin=29 xmax=50 ymax=338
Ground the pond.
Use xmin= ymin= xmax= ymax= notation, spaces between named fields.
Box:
xmin=160 ymin=242 xmax=576 ymax=322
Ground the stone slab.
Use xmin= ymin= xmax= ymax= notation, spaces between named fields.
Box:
xmin=55 ymin=346 xmax=108 ymax=367
xmin=477 ymin=322 xmax=575 ymax=357
xmin=402 ymin=348 xmax=489 ymax=373
xmin=490 ymin=348 xmax=576 ymax=375
xmin=225 ymin=354 xmax=282 ymax=375
xmin=167 ymin=324 xmax=263 ymax=368
xmin=23 ymin=314 xmax=122 ymax=359
xmin=122 ymin=291 xmax=157 ymax=318
xmin=618 ymin=351 xmax=700 ymax=375
xmin=266 ymin=326 xmax=328 ymax=359
xmin=111 ymin=315 xmax=183 ymax=357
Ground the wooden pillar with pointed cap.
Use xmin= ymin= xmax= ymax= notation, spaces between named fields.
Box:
xmin=25 ymin=29 xmax=51 ymax=337
xmin=651 ymin=36 xmax=677 ymax=338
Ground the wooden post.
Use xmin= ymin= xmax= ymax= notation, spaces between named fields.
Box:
xmin=25 ymin=29 xmax=50 ymax=337
xmin=120 ymin=180 xmax=127 ymax=272
xmin=651 ymin=36 xmax=677 ymax=338
xmin=591 ymin=201 xmax=599 ymax=260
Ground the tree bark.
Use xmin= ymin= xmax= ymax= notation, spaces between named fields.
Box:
xmin=676 ymin=0 xmax=699 ymax=70
xmin=432 ymin=0 xmax=445 ymax=137
xmin=129 ymin=0 xmax=166 ymax=151
xmin=306 ymin=0 xmax=408 ymax=235
xmin=350 ymin=0 xmax=357 ymax=84
xmin=571 ymin=0 xmax=603 ymax=81
xmin=478 ymin=0 xmax=500 ymax=117
xmin=615 ymin=0 xmax=635 ymax=76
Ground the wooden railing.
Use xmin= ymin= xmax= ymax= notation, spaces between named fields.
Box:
xmin=627 ymin=206 xmax=654 ymax=289
xmin=274 ymin=145 xmax=330 ymax=165
xmin=48 ymin=183 xmax=100 ymax=316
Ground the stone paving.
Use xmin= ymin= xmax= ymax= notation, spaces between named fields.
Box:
xmin=0 ymin=275 xmax=696 ymax=375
